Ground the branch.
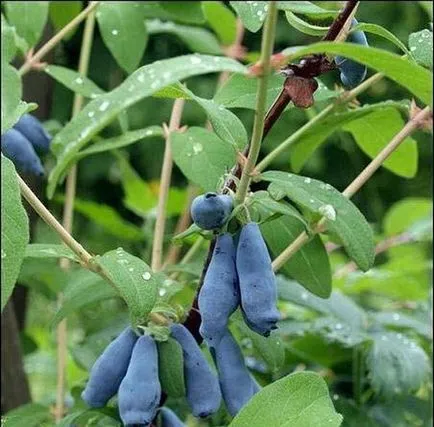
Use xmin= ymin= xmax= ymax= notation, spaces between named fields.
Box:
xmin=18 ymin=2 xmax=100 ymax=76
xmin=271 ymin=106 xmax=432 ymax=272
xmin=151 ymin=99 xmax=186 ymax=272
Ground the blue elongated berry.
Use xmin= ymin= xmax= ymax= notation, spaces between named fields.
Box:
xmin=81 ymin=327 xmax=138 ymax=408
xmin=212 ymin=329 xmax=260 ymax=417
xmin=159 ymin=407 xmax=185 ymax=427
xmin=191 ymin=192 xmax=233 ymax=230
xmin=118 ymin=335 xmax=161 ymax=426
xmin=1 ymin=128 xmax=44 ymax=177
xmin=13 ymin=114 xmax=52 ymax=154
xmin=170 ymin=324 xmax=221 ymax=418
xmin=199 ymin=233 xmax=240 ymax=348
xmin=335 ymin=18 xmax=368 ymax=87
xmin=236 ymin=223 xmax=280 ymax=336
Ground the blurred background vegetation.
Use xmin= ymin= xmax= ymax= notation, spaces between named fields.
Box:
xmin=2 ymin=1 xmax=432 ymax=426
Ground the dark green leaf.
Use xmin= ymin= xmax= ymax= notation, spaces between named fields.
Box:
xmin=47 ymin=54 xmax=247 ymax=198
xmin=202 ymin=1 xmax=237 ymax=45
xmin=262 ymin=171 xmax=375 ymax=271
xmin=171 ymin=127 xmax=236 ymax=191
xmin=96 ymin=248 xmax=159 ymax=326
xmin=158 ymin=2 xmax=205 ymax=24
xmin=1 ymin=156 xmax=29 ymax=311
xmin=285 ymin=11 xmax=329 ymax=36
xmin=229 ymin=371 xmax=343 ymax=427
xmin=49 ymin=1 xmax=81 ymax=40
xmin=3 ymin=404 xmax=51 ymax=427
xmin=157 ymin=338 xmax=186 ymax=397
xmin=25 ymin=244 xmax=79 ymax=262
xmin=277 ymin=1 xmax=338 ymax=18
xmin=96 ymin=2 xmax=148 ymax=73
xmin=229 ymin=1 xmax=268 ymax=33
xmin=409 ymin=29 xmax=433 ymax=69
xmin=261 ymin=216 xmax=332 ymax=297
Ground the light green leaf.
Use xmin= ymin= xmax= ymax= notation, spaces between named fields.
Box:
xmin=1 ymin=64 xmax=21 ymax=134
xmin=115 ymin=153 xmax=158 ymax=217
xmin=202 ymin=1 xmax=237 ymax=45
xmin=49 ymin=1 xmax=81 ymax=40
xmin=367 ymin=331 xmax=430 ymax=398
xmin=229 ymin=1 xmax=268 ymax=33
xmin=277 ymin=1 xmax=338 ymax=18
xmin=171 ymin=127 xmax=236 ymax=191
xmin=289 ymin=101 xmax=407 ymax=173
xmin=409 ymin=29 xmax=433 ymax=69
xmin=372 ymin=312 xmax=431 ymax=339
xmin=51 ymin=269 xmax=118 ymax=327
xmin=383 ymin=197 xmax=433 ymax=236
xmin=157 ymin=338 xmax=186 ymax=398
xmin=75 ymin=126 xmax=164 ymax=160
xmin=342 ymin=107 xmax=418 ymax=178
xmin=1 ymin=155 xmax=29 ymax=312
xmin=277 ymin=275 xmax=368 ymax=331
xmin=261 ymin=216 xmax=331 ymax=298
xmin=282 ymin=42 xmax=433 ymax=107
xmin=25 ymin=244 xmax=78 ymax=262
xmin=285 ymin=11 xmax=329 ymax=36
xmin=262 ymin=171 xmax=375 ymax=271
xmin=96 ymin=1 xmax=148 ymax=74
xmin=229 ymin=371 xmax=343 ymax=427
xmin=214 ymin=72 xmax=337 ymax=110
xmin=96 ymin=248 xmax=159 ymax=325
xmin=177 ymin=84 xmax=248 ymax=149
xmin=4 ymin=1 xmax=49 ymax=47
xmin=44 ymin=65 xmax=105 ymax=99
xmin=235 ymin=321 xmax=285 ymax=372
xmin=1 ymin=14 xmax=17 ymax=63
xmin=47 ymin=54 xmax=247 ymax=198
xmin=158 ymin=1 xmax=205 ymax=24
xmin=352 ymin=22 xmax=411 ymax=57
xmin=146 ymin=19 xmax=222 ymax=55
xmin=3 ymin=404 xmax=51 ymax=427
xmin=54 ymin=196 xmax=144 ymax=241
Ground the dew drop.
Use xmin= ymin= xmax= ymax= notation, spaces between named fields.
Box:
xmin=410 ymin=46 xmax=417 ymax=51
xmin=1 ymin=249 xmax=6 ymax=259
xmin=335 ymin=323 xmax=343 ymax=330
xmin=75 ymin=77 xmax=83 ymax=85
xmin=333 ymin=394 xmax=339 ymax=400
xmin=301 ymin=291 xmax=308 ymax=300
xmin=111 ymin=29 xmax=118 ymax=36
xmin=163 ymin=72 xmax=171 ymax=79
xmin=319 ymin=204 xmax=336 ymax=221
xmin=159 ymin=288 xmax=167 ymax=296
xmin=193 ymin=143 xmax=203 ymax=154
xmin=397 ymin=333 xmax=403 ymax=339
xmin=137 ymin=74 xmax=145 ymax=83
xmin=190 ymin=55 xmax=202 ymax=65
xmin=128 ymin=267 xmax=134 ymax=272
xmin=99 ymin=101 xmax=110 ymax=112
xmin=142 ymin=272 xmax=152 ymax=281
xmin=392 ymin=313 xmax=400 ymax=321
xmin=381 ymin=335 xmax=388 ymax=341
xmin=88 ymin=111 xmax=94 ymax=118
xmin=304 ymin=177 xmax=311 ymax=184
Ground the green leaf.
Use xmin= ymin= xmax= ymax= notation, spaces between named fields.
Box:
xmin=146 ymin=19 xmax=222 ymax=55
xmin=3 ymin=404 xmax=51 ymax=427
xmin=25 ymin=244 xmax=79 ymax=262
xmin=202 ymin=1 xmax=237 ymax=45
xmin=229 ymin=371 xmax=343 ymax=427
xmin=96 ymin=248 xmax=159 ymax=325
xmin=1 ymin=64 xmax=21 ymax=134
xmin=96 ymin=1 xmax=148 ymax=74
xmin=75 ymin=126 xmax=164 ymax=160
xmin=1 ymin=14 xmax=17 ymax=63
xmin=115 ymin=153 xmax=158 ymax=217
xmin=1 ymin=156 xmax=29 ymax=312
xmin=372 ymin=312 xmax=431 ymax=339
xmin=44 ymin=65 xmax=105 ymax=99
xmin=157 ymin=338 xmax=186 ymax=398
xmin=409 ymin=29 xmax=433 ymax=69
xmin=277 ymin=275 xmax=368 ymax=331
xmin=4 ymin=1 xmax=49 ymax=47
xmin=383 ymin=197 xmax=433 ymax=236
xmin=55 ymin=196 xmax=144 ymax=241
xmin=47 ymin=54 xmax=247 ymax=198
xmin=261 ymin=216 xmax=332 ymax=298
xmin=282 ymin=42 xmax=433 ymax=107
xmin=229 ymin=1 xmax=268 ymax=33
xmin=158 ymin=2 xmax=205 ymax=24
xmin=366 ymin=331 xmax=430 ymax=398
xmin=285 ymin=11 xmax=329 ymax=36
xmin=235 ymin=321 xmax=285 ymax=372
xmin=277 ymin=1 xmax=338 ymax=18
xmin=177 ymin=84 xmax=248 ymax=149
xmin=289 ymin=102 xmax=408 ymax=172
xmin=49 ymin=1 xmax=81 ymax=40
xmin=51 ymin=269 xmax=118 ymax=327
xmin=262 ymin=171 xmax=375 ymax=271
xmin=214 ymin=72 xmax=337 ymax=110
xmin=352 ymin=23 xmax=411 ymax=57
xmin=171 ymin=127 xmax=236 ymax=191
xmin=342 ymin=107 xmax=418 ymax=178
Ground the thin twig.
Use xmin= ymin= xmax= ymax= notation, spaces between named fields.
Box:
xmin=235 ymin=2 xmax=278 ymax=205
xmin=18 ymin=1 xmax=100 ymax=76
xmin=271 ymin=106 xmax=432 ymax=272
xmin=151 ymin=99 xmax=185 ymax=272
xmin=54 ymin=7 xmax=97 ymax=420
